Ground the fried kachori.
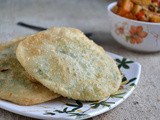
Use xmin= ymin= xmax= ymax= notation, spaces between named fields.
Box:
xmin=0 ymin=39 xmax=59 ymax=105
xmin=16 ymin=27 xmax=122 ymax=101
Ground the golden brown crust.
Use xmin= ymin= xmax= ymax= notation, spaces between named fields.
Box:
xmin=16 ymin=27 xmax=122 ymax=101
xmin=0 ymin=38 xmax=59 ymax=106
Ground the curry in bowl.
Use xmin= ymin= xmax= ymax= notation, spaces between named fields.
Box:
xmin=112 ymin=0 xmax=160 ymax=22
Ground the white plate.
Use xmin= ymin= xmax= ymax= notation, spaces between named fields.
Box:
xmin=0 ymin=52 xmax=141 ymax=120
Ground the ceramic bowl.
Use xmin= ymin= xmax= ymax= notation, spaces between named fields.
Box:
xmin=107 ymin=2 xmax=160 ymax=52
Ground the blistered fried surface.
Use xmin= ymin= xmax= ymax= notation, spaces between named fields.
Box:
xmin=16 ymin=27 xmax=122 ymax=101
xmin=0 ymin=39 xmax=59 ymax=105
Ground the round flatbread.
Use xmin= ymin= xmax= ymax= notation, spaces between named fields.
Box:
xmin=16 ymin=27 xmax=122 ymax=101
xmin=0 ymin=39 xmax=59 ymax=105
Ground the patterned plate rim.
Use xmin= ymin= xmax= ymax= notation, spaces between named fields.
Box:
xmin=0 ymin=52 xmax=141 ymax=120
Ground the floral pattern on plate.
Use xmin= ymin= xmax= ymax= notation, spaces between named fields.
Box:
xmin=0 ymin=52 xmax=141 ymax=120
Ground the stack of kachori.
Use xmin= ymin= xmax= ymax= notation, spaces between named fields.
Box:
xmin=0 ymin=27 xmax=122 ymax=105
xmin=0 ymin=38 xmax=59 ymax=105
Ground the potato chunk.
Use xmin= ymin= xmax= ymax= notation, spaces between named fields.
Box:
xmin=131 ymin=0 xmax=151 ymax=6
